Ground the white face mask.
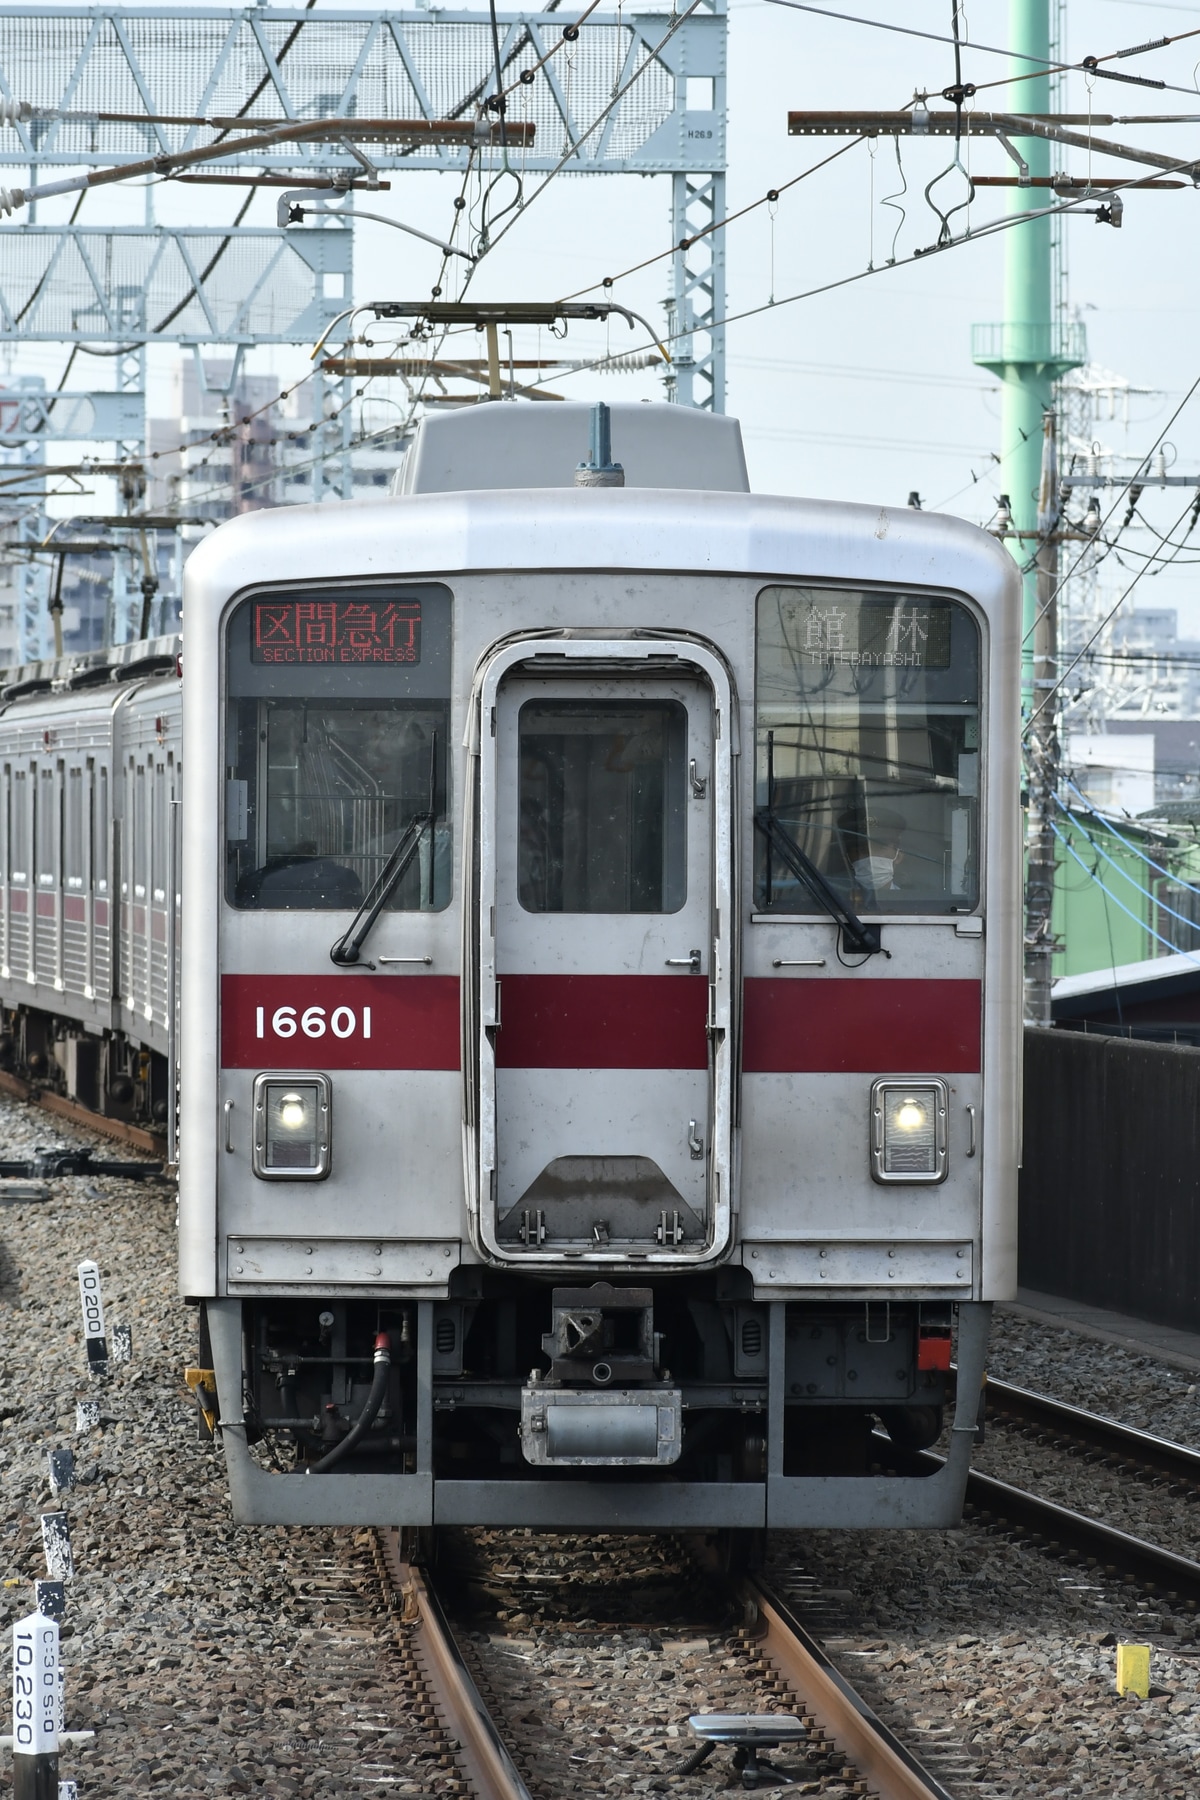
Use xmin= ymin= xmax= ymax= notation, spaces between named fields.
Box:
xmin=853 ymin=855 xmax=895 ymax=888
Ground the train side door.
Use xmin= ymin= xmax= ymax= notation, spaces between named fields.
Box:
xmin=473 ymin=639 xmax=734 ymax=1266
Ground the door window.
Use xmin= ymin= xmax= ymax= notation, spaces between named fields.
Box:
xmin=517 ymin=700 xmax=687 ymax=914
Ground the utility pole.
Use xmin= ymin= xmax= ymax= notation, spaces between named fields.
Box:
xmin=1025 ymin=409 xmax=1059 ymax=1025
xmin=785 ymin=0 xmax=1200 ymax=1010
xmin=1005 ymin=0 xmax=1051 ymax=715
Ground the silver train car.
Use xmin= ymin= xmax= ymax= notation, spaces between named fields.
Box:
xmin=0 ymin=639 xmax=180 ymax=1132
xmin=171 ymin=399 xmax=1021 ymax=1533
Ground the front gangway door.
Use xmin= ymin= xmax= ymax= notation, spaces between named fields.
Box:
xmin=470 ymin=639 xmax=735 ymax=1267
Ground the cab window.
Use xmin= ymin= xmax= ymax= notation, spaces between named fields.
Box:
xmin=224 ymin=585 xmax=452 ymax=911
xmin=754 ymin=586 xmax=982 ymax=915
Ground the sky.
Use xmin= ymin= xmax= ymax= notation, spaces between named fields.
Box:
xmin=6 ymin=0 xmax=1200 ymax=631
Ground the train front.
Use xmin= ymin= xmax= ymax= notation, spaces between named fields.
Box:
xmin=179 ymin=402 xmax=1020 ymax=1532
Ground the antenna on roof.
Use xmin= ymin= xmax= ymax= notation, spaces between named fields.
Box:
xmin=575 ymin=403 xmax=625 ymax=489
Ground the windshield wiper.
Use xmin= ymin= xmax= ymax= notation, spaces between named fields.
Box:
xmin=754 ymin=808 xmax=887 ymax=958
xmin=330 ymin=734 xmax=438 ymax=967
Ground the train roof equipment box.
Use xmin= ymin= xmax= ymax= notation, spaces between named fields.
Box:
xmin=392 ymin=400 xmax=751 ymax=496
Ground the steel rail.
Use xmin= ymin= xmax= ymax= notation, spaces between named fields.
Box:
xmin=985 ymin=1375 xmax=1200 ymax=1484
xmin=963 ymin=1467 xmax=1200 ymax=1603
xmin=743 ymin=1576 xmax=959 ymax=1800
xmin=374 ymin=1530 xmax=534 ymax=1800
xmin=888 ymin=1433 xmax=1200 ymax=1604
xmin=0 ymin=1064 xmax=165 ymax=1157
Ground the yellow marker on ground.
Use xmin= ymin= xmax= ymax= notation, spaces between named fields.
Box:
xmin=1116 ymin=1643 xmax=1150 ymax=1699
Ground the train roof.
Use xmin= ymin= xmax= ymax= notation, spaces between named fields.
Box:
xmin=185 ymin=480 xmax=1018 ymax=618
xmin=0 ymin=633 xmax=181 ymax=704
xmin=393 ymin=401 xmax=750 ymax=495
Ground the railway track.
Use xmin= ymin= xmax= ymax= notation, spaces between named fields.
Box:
xmin=0 ymin=1064 xmax=166 ymax=1157
xmin=738 ymin=1575 xmax=960 ymax=1797
xmin=892 ymin=1375 xmax=1200 ymax=1608
xmin=985 ymin=1372 xmax=1200 ymax=1486
xmin=368 ymin=1529 xmax=963 ymax=1798
xmin=371 ymin=1529 xmax=536 ymax=1800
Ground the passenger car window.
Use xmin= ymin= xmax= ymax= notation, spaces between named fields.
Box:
xmin=754 ymin=587 xmax=982 ymax=915
xmin=38 ymin=767 xmax=56 ymax=885
xmin=65 ymin=767 xmax=84 ymax=889
xmin=224 ymin=585 xmax=452 ymax=912
xmin=8 ymin=768 xmax=25 ymax=884
xmin=518 ymin=700 xmax=687 ymax=913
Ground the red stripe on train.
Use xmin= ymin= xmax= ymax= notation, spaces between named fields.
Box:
xmin=742 ymin=977 xmax=981 ymax=1074
xmin=219 ymin=973 xmax=980 ymax=1074
xmin=220 ymin=974 xmax=460 ymax=1071
xmin=495 ymin=974 xmax=709 ymax=1071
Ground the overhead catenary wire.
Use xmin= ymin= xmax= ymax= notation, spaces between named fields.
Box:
xmin=1051 ymin=798 xmax=1200 ymax=938
xmin=765 ymin=0 xmax=1200 ymax=98
xmin=1026 ymin=488 xmax=1200 ymax=735
xmin=1050 ymin=817 xmax=1200 ymax=966
xmin=19 ymin=14 xmax=1189 ymax=560
xmin=1063 ymin=779 xmax=1200 ymax=895
xmin=558 ymin=136 xmax=867 ymax=302
xmin=468 ymin=0 xmax=706 ymax=262
xmin=1020 ymin=370 xmax=1200 ymax=654
xmin=278 ymin=1 xmax=692 ymax=463
xmin=297 ymin=11 xmax=695 ymax=446
xmin=512 ymin=157 xmax=1200 ymax=401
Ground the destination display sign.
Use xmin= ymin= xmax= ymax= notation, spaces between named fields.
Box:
xmin=252 ymin=597 xmax=421 ymax=665
xmin=799 ymin=598 xmax=952 ymax=669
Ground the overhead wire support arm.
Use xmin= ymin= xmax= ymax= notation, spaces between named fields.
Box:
xmin=1059 ymin=473 xmax=1200 ymax=487
xmin=0 ymin=115 xmax=534 ymax=215
xmin=277 ymin=194 xmax=476 ymax=261
xmin=786 ymin=110 xmax=1200 ymax=182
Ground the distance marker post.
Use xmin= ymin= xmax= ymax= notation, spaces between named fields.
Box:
xmin=39 ymin=1517 xmax=74 ymax=1586
xmin=11 ymin=1610 xmax=59 ymax=1799
xmin=75 ymin=1263 xmax=106 ymax=1377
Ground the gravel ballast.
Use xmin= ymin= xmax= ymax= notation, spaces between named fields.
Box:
xmin=0 ymin=1095 xmax=444 ymax=1797
xmin=771 ymin=1524 xmax=1200 ymax=1799
xmin=4 ymin=1083 xmax=1199 ymax=1797
xmin=988 ymin=1307 xmax=1200 ymax=1450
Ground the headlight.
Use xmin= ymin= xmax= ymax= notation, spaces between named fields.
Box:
xmin=870 ymin=1079 xmax=948 ymax=1184
xmin=252 ymin=1073 xmax=332 ymax=1180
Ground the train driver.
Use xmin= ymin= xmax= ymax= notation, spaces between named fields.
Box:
xmin=837 ymin=805 xmax=908 ymax=910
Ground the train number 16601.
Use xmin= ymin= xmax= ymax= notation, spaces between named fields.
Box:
xmin=255 ymin=1004 xmax=372 ymax=1041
